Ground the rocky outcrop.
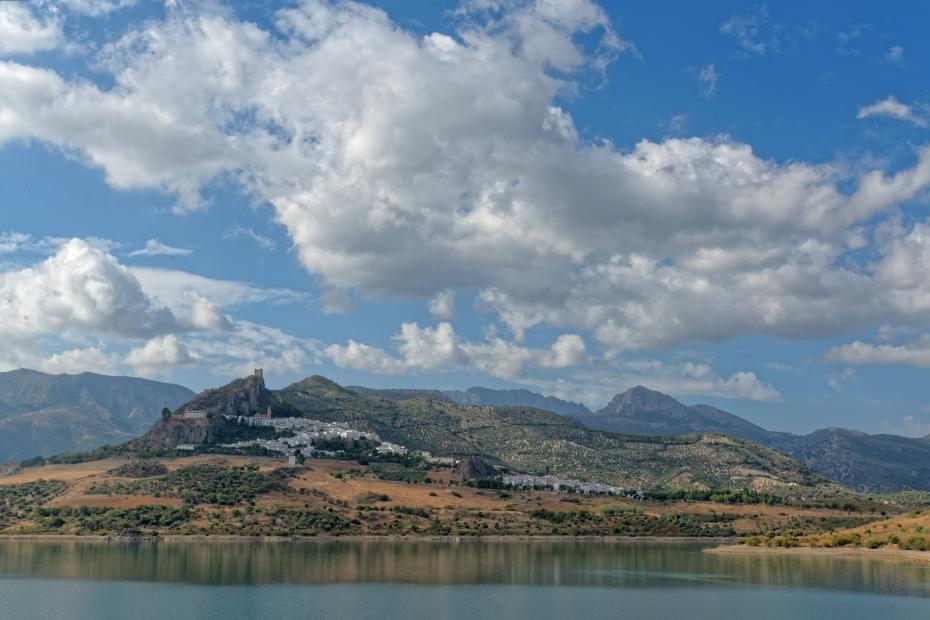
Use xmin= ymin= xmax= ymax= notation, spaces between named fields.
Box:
xmin=178 ymin=369 xmax=274 ymax=418
xmin=452 ymin=456 xmax=498 ymax=482
xmin=132 ymin=369 xmax=277 ymax=450
xmin=130 ymin=414 xmax=227 ymax=451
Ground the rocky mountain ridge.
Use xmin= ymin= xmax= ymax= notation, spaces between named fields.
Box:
xmin=0 ymin=369 xmax=194 ymax=463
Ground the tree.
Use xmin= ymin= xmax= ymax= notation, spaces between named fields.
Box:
xmin=161 ymin=407 xmax=171 ymax=419
xmin=294 ymin=449 xmax=305 ymax=465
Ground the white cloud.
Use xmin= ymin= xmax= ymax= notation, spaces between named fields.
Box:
xmin=428 ymin=289 xmax=456 ymax=319
xmin=0 ymin=3 xmax=63 ymax=55
xmin=327 ymin=321 xmax=587 ymax=381
xmin=2 ymin=1 xmax=930 ymax=357
xmin=826 ymin=336 xmax=930 ymax=368
xmin=58 ymin=0 xmax=138 ymax=17
xmin=223 ymin=225 xmax=276 ymax=251
xmin=695 ymin=63 xmax=719 ymax=97
xmin=39 ymin=346 xmax=119 ymax=375
xmin=131 ymin=266 xmax=308 ymax=331
xmin=720 ymin=5 xmax=772 ymax=56
xmin=762 ymin=362 xmax=799 ymax=373
xmin=325 ymin=339 xmax=407 ymax=375
xmin=0 ymin=238 xmax=181 ymax=342
xmin=663 ymin=113 xmax=688 ymax=133
xmin=534 ymin=360 xmax=780 ymax=407
xmin=0 ymin=232 xmax=59 ymax=255
xmin=884 ymin=45 xmax=905 ymax=64
xmin=181 ymin=320 xmax=322 ymax=378
xmin=857 ymin=96 xmax=927 ymax=127
xmin=125 ymin=334 xmax=195 ymax=372
xmin=128 ymin=238 xmax=193 ymax=257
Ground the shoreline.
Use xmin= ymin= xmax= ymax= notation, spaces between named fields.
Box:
xmin=706 ymin=544 xmax=930 ymax=564
xmin=0 ymin=534 xmax=735 ymax=544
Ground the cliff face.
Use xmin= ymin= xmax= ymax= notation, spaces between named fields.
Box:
xmin=131 ymin=414 xmax=227 ymax=451
xmin=177 ymin=371 xmax=273 ymax=418
xmin=134 ymin=370 xmax=276 ymax=450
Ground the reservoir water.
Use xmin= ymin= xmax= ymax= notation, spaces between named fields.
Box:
xmin=0 ymin=540 xmax=928 ymax=619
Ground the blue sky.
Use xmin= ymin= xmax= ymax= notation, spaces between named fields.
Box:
xmin=2 ymin=0 xmax=930 ymax=435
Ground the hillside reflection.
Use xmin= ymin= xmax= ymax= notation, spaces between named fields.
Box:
xmin=0 ymin=540 xmax=928 ymax=597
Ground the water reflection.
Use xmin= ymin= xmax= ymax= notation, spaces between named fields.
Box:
xmin=0 ymin=540 xmax=928 ymax=597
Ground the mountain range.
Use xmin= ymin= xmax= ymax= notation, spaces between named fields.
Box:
xmin=0 ymin=369 xmax=194 ymax=463
xmin=406 ymin=384 xmax=930 ymax=493
xmin=134 ymin=372 xmax=831 ymax=494
xmin=5 ymin=367 xmax=930 ymax=494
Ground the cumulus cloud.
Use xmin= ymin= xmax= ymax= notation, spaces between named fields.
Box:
xmin=1 ymin=0 xmax=930 ymax=358
xmin=39 ymin=346 xmax=119 ymax=375
xmin=826 ymin=336 xmax=930 ymax=368
xmin=125 ymin=334 xmax=196 ymax=371
xmin=326 ymin=321 xmax=587 ymax=380
xmin=0 ymin=238 xmax=181 ymax=342
xmin=181 ymin=320 xmax=322 ymax=378
xmin=128 ymin=239 xmax=193 ymax=257
xmin=0 ymin=238 xmax=312 ymax=381
xmin=428 ymin=289 xmax=456 ymax=319
xmin=0 ymin=3 xmax=63 ymax=56
xmin=857 ymin=96 xmax=927 ymax=127
xmin=325 ymin=339 xmax=407 ymax=375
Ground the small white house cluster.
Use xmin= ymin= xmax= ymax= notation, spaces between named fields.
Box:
xmin=502 ymin=474 xmax=625 ymax=495
xmin=220 ymin=415 xmax=408 ymax=459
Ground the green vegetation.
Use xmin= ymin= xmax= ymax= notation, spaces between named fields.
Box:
xmin=87 ymin=464 xmax=298 ymax=505
xmin=0 ymin=480 xmax=69 ymax=528
xmin=369 ymin=462 xmax=429 ymax=483
xmin=30 ymin=505 xmax=190 ymax=534
xmin=527 ymin=507 xmax=737 ymax=537
xmin=21 ymin=444 xmax=128 ymax=468
xmin=108 ymin=460 xmax=168 ymax=478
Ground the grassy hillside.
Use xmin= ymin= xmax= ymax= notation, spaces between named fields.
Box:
xmin=0 ymin=455 xmax=884 ymax=538
xmin=278 ymin=377 xmax=831 ymax=493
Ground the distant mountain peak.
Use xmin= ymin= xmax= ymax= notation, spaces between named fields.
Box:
xmin=599 ymin=385 xmax=690 ymax=416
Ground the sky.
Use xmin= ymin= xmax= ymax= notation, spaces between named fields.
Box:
xmin=2 ymin=0 xmax=930 ymax=436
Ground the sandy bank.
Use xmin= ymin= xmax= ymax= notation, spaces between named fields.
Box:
xmin=706 ymin=544 xmax=930 ymax=564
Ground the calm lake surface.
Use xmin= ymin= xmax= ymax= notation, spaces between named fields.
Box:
xmin=0 ymin=540 xmax=929 ymax=619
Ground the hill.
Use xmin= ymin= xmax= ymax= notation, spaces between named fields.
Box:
xmin=0 ymin=454 xmax=886 ymax=539
xmin=576 ymin=386 xmax=771 ymax=443
xmin=0 ymin=369 xmax=194 ymax=463
xmin=348 ymin=386 xmax=453 ymax=403
xmin=140 ymin=373 xmax=833 ymax=494
xmin=568 ymin=386 xmax=930 ymax=493
xmin=443 ymin=387 xmax=591 ymax=416
xmin=771 ymin=429 xmax=930 ymax=494
xmin=347 ymin=385 xmax=590 ymax=416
